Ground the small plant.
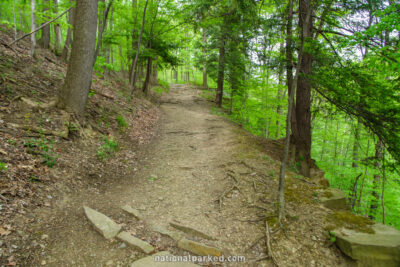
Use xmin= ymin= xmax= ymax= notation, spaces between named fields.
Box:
xmin=115 ymin=114 xmax=128 ymax=132
xmin=23 ymin=136 xmax=57 ymax=167
xmin=67 ymin=123 xmax=79 ymax=133
xmin=88 ymin=90 xmax=95 ymax=97
xmin=313 ymin=191 xmax=318 ymax=197
xmin=0 ymin=162 xmax=8 ymax=171
xmin=329 ymin=231 xmax=336 ymax=243
xmin=7 ymin=139 xmax=17 ymax=145
xmin=97 ymin=136 xmax=119 ymax=160
xmin=268 ymin=170 xmax=275 ymax=177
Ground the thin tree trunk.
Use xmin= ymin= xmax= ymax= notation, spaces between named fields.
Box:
xmin=216 ymin=35 xmax=225 ymax=107
xmin=62 ymin=0 xmax=75 ymax=61
xmin=369 ymin=139 xmax=384 ymax=220
xmin=30 ymin=0 xmax=36 ymax=57
xmin=93 ymin=0 xmax=114 ymax=68
xmin=58 ymin=0 xmax=98 ymax=115
xmin=54 ymin=0 xmax=62 ymax=55
xmin=202 ymin=29 xmax=208 ymax=88
xmin=40 ymin=0 xmax=50 ymax=49
xmin=13 ymin=0 xmax=17 ymax=40
xmin=130 ymin=0 xmax=149 ymax=95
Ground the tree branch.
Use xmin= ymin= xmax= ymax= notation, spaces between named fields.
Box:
xmin=9 ymin=7 xmax=72 ymax=46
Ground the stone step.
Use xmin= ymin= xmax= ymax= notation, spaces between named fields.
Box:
xmin=151 ymin=224 xmax=184 ymax=242
xmin=169 ymin=221 xmax=217 ymax=240
xmin=116 ymin=231 xmax=155 ymax=254
xmin=177 ymin=238 xmax=222 ymax=257
xmin=335 ymin=223 xmax=400 ymax=267
xmin=319 ymin=188 xmax=347 ymax=210
xmin=121 ymin=205 xmax=143 ymax=220
xmin=131 ymin=251 xmax=200 ymax=267
xmin=83 ymin=206 xmax=121 ymax=239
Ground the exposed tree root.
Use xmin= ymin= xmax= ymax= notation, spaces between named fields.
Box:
xmin=265 ymin=221 xmax=279 ymax=267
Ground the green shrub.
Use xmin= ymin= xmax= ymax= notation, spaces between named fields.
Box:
xmin=116 ymin=114 xmax=128 ymax=132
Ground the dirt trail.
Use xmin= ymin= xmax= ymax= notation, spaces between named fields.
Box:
xmin=20 ymin=84 xmax=345 ymax=267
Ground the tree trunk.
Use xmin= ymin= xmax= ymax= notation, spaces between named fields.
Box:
xmin=292 ymin=0 xmax=314 ymax=177
xmin=142 ymin=56 xmax=152 ymax=95
xmin=13 ymin=0 xmax=17 ymax=40
xmin=30 ymin=0 xmax=36 ymax=57
xmin=54 ymin=0 xmax=62 ymax=55
xmin=58 ymin=0 xmax=98 ymax=115
xmin=202 ymin=29 xmax=208 ymax=88
xmin=93 ymin=0 xmax=114 ymax=68
xmin=40 ymin=0 xmax=50 ymax=49
xmin=216 ymin=35 xmax=225 ymax=107
xmin=369 ymin=139 xmax=384 ymax=220
xmin=62 ymin=0 xmax=75 ymax=61
xmin=352 ymin=119 xmax=361 ymax=167
xmin=130 ymin=0 xmax=149 ymax=95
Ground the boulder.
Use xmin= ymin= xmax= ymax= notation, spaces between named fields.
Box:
xmin=83 ymin=206 xmax=121 ymax=239
xmin=131 ymin=251 xmax=200 ymax=267
xmin=319 ymin=188 xmax=347 ymax=210
xmin=335 ymin=223 xmax=400 ymax=267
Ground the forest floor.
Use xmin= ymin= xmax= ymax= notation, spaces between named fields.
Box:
xmin=0 ymin=27 xmax=352 ymax=266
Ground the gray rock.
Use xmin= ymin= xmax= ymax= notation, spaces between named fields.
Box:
xmin=83 ymin=206 xmax=121 ymax=239
xmin=116 ymin=231 xmax=154 ymax=254
xmin=335 ymin=223 xmax=400 ymax=267
xmin=178 ymin=238 xmax=222 ymax=256
xmin=151 ymin=224 xmax=183 ymax=241
xmin=121 ymin=205 xmax=143 ymax=220
xmin=319 ymin=188 xmax=347 ymax=210
xmin=131 ymin=251 xmax=200 ymax=267
xmin=169 ymin=222 xmax=217 ymax=240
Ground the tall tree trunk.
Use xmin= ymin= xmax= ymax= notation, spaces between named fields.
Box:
xmin=130 ymin=0 xmax=149 ymax=95
xmin=58 ymin=0 xmax=98 ymax=115
xmin=93 ymin=0 xmax=114 ymax=68
xmin=202 ymin=29 xmax=208 ymax=88
xmin=352 ymin=119 xmax=361 ymax=167
xmin=292 ymin=0 xmax=314 ymax=177
xmin=369 ymin=139 xmax=384 ymax=220
xmin=30 ymin=0 xmax=36 ymax=57
xmin=13 ymin=0 xmax=17 ymax=40
xmin=216 ymin=35 xmax=225 ymax=107
xmin=40 ymin=0 xmax=50 ymax=49
xmin=62 ymin=0 xmax=75 ymax=61
xmin=54 ymin=0 xmax=62 ymax=55
xmin=142 ymin=55 xmax=152 ymax=95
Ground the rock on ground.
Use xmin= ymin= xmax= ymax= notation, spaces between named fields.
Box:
xmin=178 ymin=238 xmax=222 ymax=257
xmin=335 ymin=223 xmax=400 ymax=267
xmin=319 ymin=188 xmax=347 ymax=210
xmin=116 ymin=231 xmax=154 ymax=254
xmin=83 ymin=206 xmax=121 ymax=239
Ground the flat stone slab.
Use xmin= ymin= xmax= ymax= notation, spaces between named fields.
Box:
xmin=151 ymin=224 xmax=184 ymax=242
xmin=83 ymin=206 xmax=121 ymax=239
xmin=178 ymin=238 xmax=222 ymax=257
xmin=131 ymin=251 xmax=200 ymax=267
xmin=121 ymin=205 xmax=143 ymax=220
xmin=170 ymin=222 xmax=216 ymax=240
xmin=319 ymin=188 xmax=347 ymax=210
xmin=117 ymin=231 xmax=154 ymax=254
xmin=335 ymin=223 xmax=400 ymax=267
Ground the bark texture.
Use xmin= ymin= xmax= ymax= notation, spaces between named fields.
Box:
xmin=58 ymin=0 xmax=98 ymax=115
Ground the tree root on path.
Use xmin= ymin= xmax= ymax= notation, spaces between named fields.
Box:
xmin=265 ymin=221 xmax=279 ymax=267
xmin=215 ymin=183 xmax=240 ymax=209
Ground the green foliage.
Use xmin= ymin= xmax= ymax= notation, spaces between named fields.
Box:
xmin=97 ymin=136 xmax=119 ymax=160
xmin=0 ymin=162 xmax=8 ymax=171
xmin=115 ymin=114 xmax=128 ymax=132
xmin=24 ymin=137 xmax=57 ymax=168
